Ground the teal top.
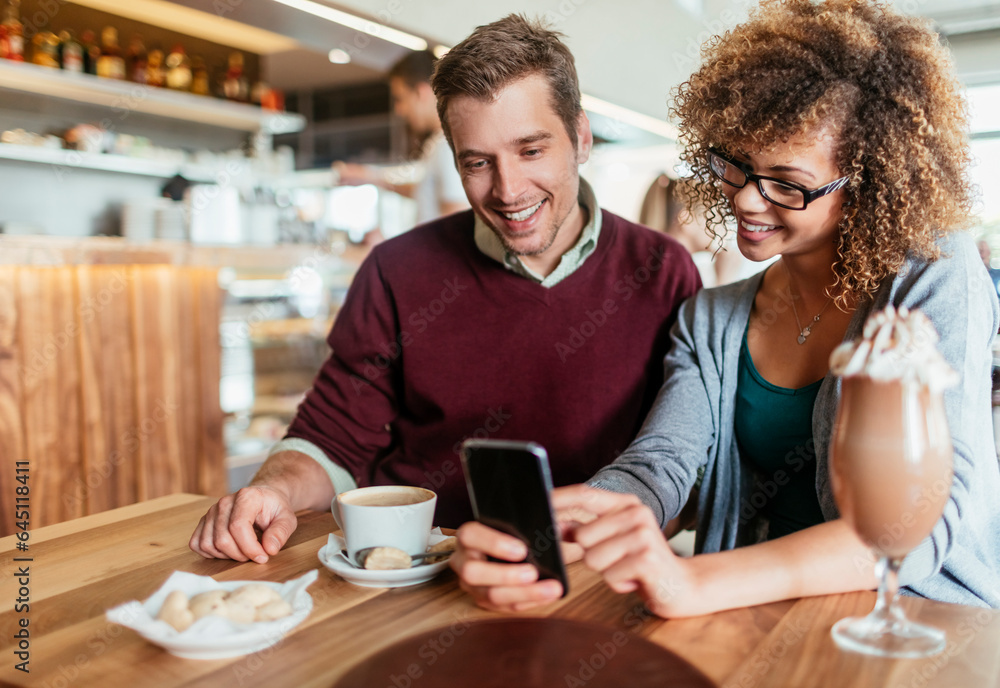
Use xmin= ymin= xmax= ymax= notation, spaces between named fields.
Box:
xmin=734 ymin=325 xmax=826 ymax=539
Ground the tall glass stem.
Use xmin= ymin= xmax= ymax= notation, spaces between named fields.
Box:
xmin=831 ymin=553 xmax=945 ymax=658
xmin=870 ymin=556 xmax=906 ymax=627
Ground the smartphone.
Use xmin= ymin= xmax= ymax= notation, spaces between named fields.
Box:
xmin=460 ymin=439 xmax=569 ymax=596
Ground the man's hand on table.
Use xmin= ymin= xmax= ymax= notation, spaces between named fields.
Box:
xmin=189 ymin=450 xmax=336 ymax=564
xmin=189 ymin=485 xmax=298 ymax=564
xmin=452 ymin=485 xmax=704 ymax=617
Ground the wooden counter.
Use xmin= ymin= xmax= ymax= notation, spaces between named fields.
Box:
xmin=0 ymin=265 xmax=225 ymax=534
xmin=0 ymin=235 xmax=370 ymax=535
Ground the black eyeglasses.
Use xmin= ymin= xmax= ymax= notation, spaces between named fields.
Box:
xmin=707 ymin=148 xmax=849 ymax=211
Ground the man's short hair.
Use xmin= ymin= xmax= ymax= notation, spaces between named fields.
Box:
xmin=388 ymin=50 xmax=437 ymax=89
xmin=431 ymin=14 xmax=582 ymax=148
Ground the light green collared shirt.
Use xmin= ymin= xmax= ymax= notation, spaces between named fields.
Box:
xmin=473 ymin=178 xmax=602 ymax=287
xmin=268 ymin=179 xmax=603 ymax=493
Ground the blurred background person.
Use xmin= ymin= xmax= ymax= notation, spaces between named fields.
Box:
xmin=978 ymin=238 xmax=1000 ymax=299
xmin=639 ymin=172 xmax=745 ymax=287
xmin=333 ymin=50 xmax=468 ymax=242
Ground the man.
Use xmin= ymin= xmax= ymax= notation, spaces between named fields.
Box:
xmin=334 ymin=50 xmax=468 ymax=234
xmin=190 ymin=14 xmax=700 ymax=564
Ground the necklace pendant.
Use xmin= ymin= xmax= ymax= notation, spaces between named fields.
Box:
xmin=784 ymin=263 xmax=833 ymax=346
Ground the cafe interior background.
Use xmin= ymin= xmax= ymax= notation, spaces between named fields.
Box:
xmin=1 ymin=0 xmax=999 ymax=535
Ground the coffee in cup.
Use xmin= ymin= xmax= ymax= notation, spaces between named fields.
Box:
xmin=333 ymin=486 xmax=436 ymax=565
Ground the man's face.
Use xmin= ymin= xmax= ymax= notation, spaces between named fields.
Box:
xmin=389 ymin=77 xmax=435 ymax=135
xmin=447 ymin=74 xmax=593 ymax=260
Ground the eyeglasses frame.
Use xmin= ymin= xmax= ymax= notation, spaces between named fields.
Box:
xmin=706 ymin=148 xmax=850 ymax=211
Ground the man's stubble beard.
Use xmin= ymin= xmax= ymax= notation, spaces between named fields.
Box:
xmin=494 ymin=213 xmax=560 ymax=257
xmin=483 ymin=164 xmax=582 ymax=257
xmin=491 ymin=194 xmax=578 ymax=258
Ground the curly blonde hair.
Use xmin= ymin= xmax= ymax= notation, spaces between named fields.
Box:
xmin=671 ymin=0 xmax=973 ymax=307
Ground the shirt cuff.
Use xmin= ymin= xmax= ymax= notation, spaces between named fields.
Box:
xmin=268 ymin=438 xmax=358 ymax=496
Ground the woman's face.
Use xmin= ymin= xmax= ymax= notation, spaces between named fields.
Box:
xmin=722 ymin=128 xmax=847 ymax=264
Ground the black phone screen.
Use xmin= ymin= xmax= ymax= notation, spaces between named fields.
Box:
xmin=460 ymin=439 xmax=568 ymax=596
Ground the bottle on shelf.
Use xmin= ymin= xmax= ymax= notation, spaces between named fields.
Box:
xmin=96 ymin=26 xmax=125 ymax=79
xmin=250 ymin=81 xmax=286 ymax=112
xmin=31 ymin=29 xmax=59 ymax=68
xmin=250 ymin=80 xmax=266 ymax=106
xmin=126 ymin=34 xmax=147 ymax=84
xmin=222 ymin=50 xmax=249 ymax=102
xmin=80 ymin=29 xmax=100 ymax=75
xmin=58 ymin=30 xmax=84 ymax=73
xmin=261 ymin=87 xmax=285 ymax=113
xmin=190 ymin=56 xmax=210 ymax=96
xmin=146 ymin=48 xmax=165 ymax=87
xmin=165 ymin=44 xmax=192 ymax=91
xmin=2 ymin=0 xmax=24 ymax=62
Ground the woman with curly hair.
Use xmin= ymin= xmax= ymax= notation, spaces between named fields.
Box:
xmin=452 ymin=0 xmax=1000 ymax=616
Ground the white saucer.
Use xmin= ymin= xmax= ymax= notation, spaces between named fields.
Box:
xmin=317 ymin=532 xmax=451 ymax=588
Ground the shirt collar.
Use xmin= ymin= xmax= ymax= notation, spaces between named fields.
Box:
xmin=473 ymin=178 xmax=602 ymax=287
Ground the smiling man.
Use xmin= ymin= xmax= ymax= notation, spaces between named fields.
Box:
xmin=448 ymin=73 xmax=589 ymax=277
xmin=189 ymin=14 xmax=700 ymax=564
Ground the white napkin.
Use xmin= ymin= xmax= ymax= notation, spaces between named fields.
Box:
xmin=106 ymin=570 xmax=318 ymax=648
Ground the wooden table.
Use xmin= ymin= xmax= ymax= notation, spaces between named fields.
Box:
xmin=1 ymin=494 xmax=997 ymax=687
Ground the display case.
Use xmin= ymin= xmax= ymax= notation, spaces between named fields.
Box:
xmin=216 ymin=236 xmax=366 ymax=490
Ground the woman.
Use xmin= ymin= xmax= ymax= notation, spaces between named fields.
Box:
xmin=452 ymin=0 xmax=1000 ymax=615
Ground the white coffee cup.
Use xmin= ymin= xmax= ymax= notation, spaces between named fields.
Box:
xmin=332 ymin=486 xmax=437 ymax=565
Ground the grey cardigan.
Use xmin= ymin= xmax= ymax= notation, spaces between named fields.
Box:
xmin=590 ymin=232 xmax=1000 ymax=608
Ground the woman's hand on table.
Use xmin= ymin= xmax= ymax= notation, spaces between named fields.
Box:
xmin=189 ymin=485 xmax=298 ymax=564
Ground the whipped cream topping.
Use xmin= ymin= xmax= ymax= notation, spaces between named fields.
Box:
xmin=829 ymin=305 xmax=957 ymax=391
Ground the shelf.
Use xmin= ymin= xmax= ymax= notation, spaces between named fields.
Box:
xmin=0 ymin=60 xmax=305 ymax=135
xmin=269 ymin=167 xmax=338 ymax=189
xmin=0 ymin=235 xmax=370 ymax=268
xmin=248 ymin=317 xmax=335 ymax=342
xmin=0 ymin=143 xmax=218 ymax=182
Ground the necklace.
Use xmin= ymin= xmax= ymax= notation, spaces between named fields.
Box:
xmin=791 ymin=297 xmax=832 ymax=344
xmin=785 ymin=268 xmax=833 ymax=345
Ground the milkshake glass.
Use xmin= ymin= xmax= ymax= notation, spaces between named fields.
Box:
xmin=828 ymin=306 xmax=956 ymax=658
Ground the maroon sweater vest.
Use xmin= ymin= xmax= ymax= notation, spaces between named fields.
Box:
xmin=286 ymin=209 xmax=701 ymax=526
